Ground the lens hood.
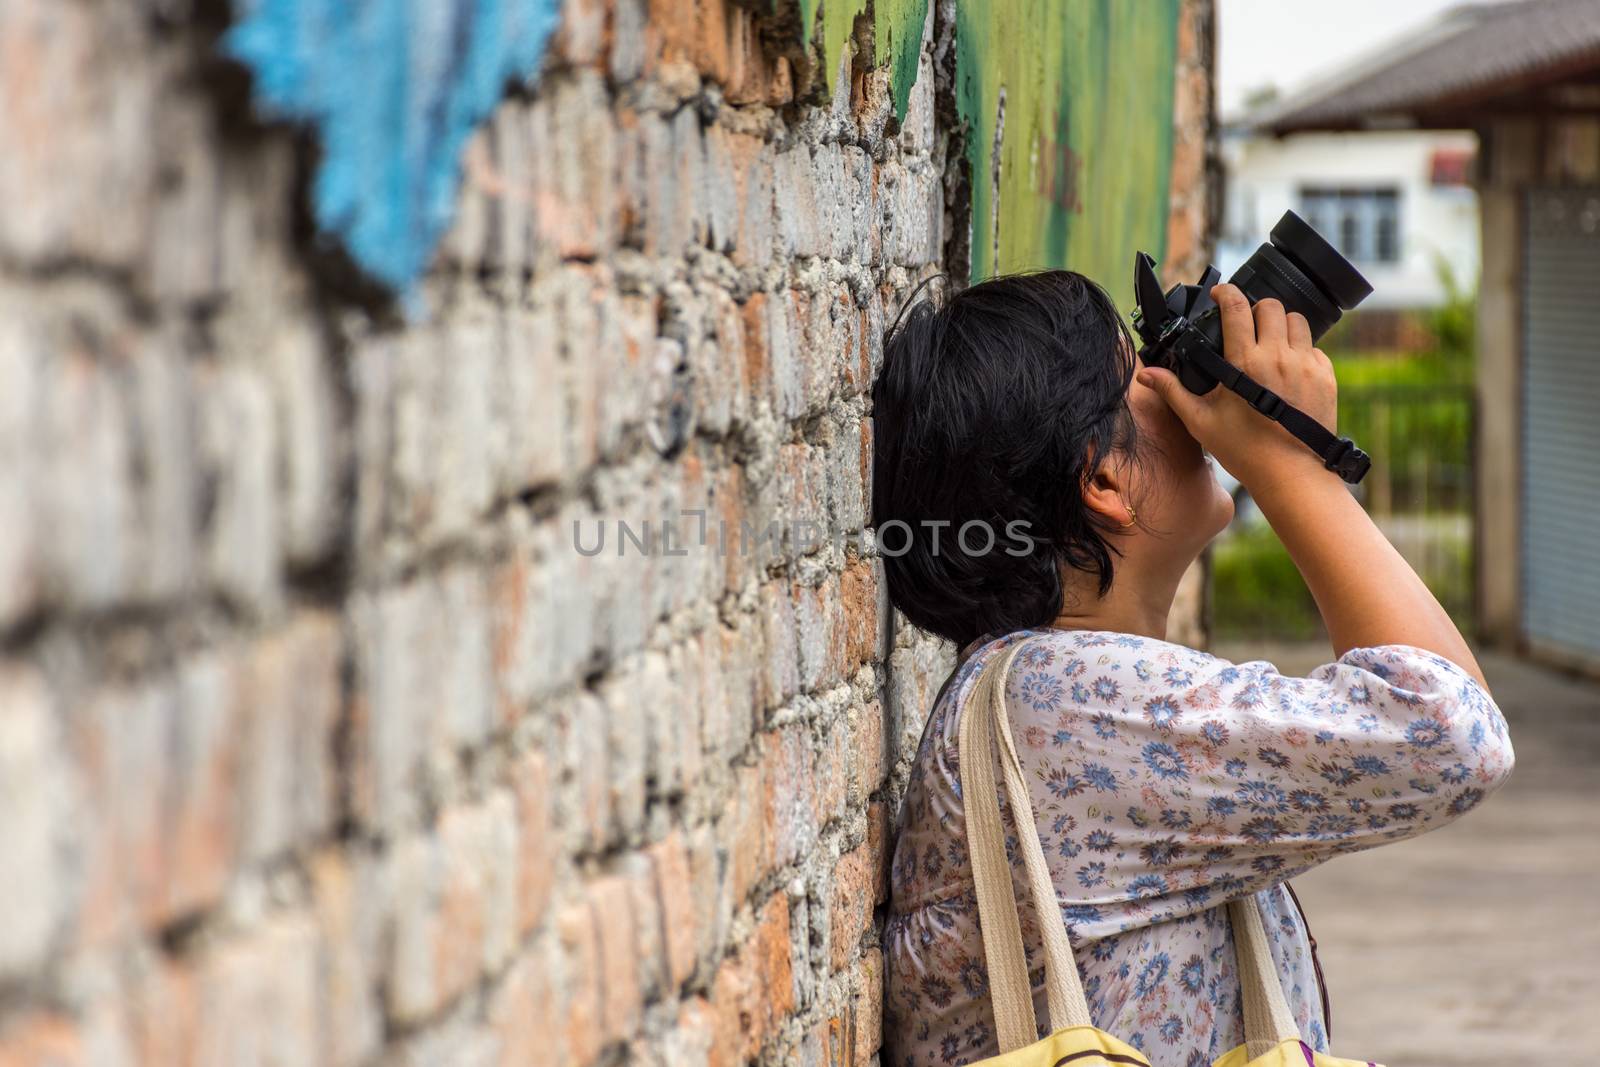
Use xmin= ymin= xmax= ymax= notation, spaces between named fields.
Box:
xmin=1269 ymin=209 xmax=1373 ymax=310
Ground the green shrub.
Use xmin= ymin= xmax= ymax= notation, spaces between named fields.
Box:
xmin=1209 ymin=522 xmax=1322 ymax=641
xmin=1211 ymin=260 xmax=1479 ymax=638
xmin=1424 ymin=253 xmax=1477 ymax=364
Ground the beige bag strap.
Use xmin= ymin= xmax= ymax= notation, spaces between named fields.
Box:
xmin=961 ymin=636 xmax=1305 ymax=1056
xmin=959 ymin=640 xmax=1092 ymax=1053
xmin=1228 ymin=894 xmax=1302 ymax=1056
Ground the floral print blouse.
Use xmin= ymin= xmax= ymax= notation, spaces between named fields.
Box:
xmin=884 ymin=628 xmax=1514 ymax=1067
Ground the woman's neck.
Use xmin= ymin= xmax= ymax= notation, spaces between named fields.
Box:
xmin=1051 ymin=571 xmax=1178 ymax=642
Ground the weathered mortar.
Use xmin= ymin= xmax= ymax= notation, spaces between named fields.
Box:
xmin=0 ymin=2 xmax=1213 ymax=1065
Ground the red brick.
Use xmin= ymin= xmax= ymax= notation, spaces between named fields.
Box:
xmin=490 ymin=553 xmax=531 ymax=727
xmin=695 ymin=0 xmax=734 ymax=86
xmin=757 ymin=582 xmax=799 ymax=709
xmin=1166 ymin=199 xmax=1198 ymax=269
xmin=235 ymin=612 xmax=342 ymax=864
xmin=865 ymin=801 xmax=891 ymax=906
xmin=554 ymin=691 xmax=611 ymax=852
xmin=710 ymin=622 xmax=760 ymax=761
xmin=528 ymin=78 xmax=619 ymax=262
xmin=795 ymin=574 xmax=846 ymax=693
xmin=510 ymin=750 xmax=555 ymax=935
xmin=589 ymin=875 xmax=642 ymax=1044
xmin=687 ymin=822 xmax=730 ymax=974
xmin=647 ymin=0 xmax=759 ymax=90
xmin=1177 ymin=0 xmax=1199 ymax=63
xmin=164 ymin=653 xmax=242 ymax=923
xmin=488 ymin=945 xmax=559 ymax=1067
xmin=557 ymin=903 xmax=603 ymax=1067
xmin=812 ymin=724 xmax=849 ymax=829
xmin=674 ymin=997 xmax=718 ymax=1066
xmin=739 ymin=293 xmax=771 ymax=410
xmin=126 ymin=957 xmax=199 ymax=1067
xmin=0 ymin=664 xmax=67 ymax=976
xmin=70 ymin=678 xmax=173 ymax=946
xmin=721 ymin=130 xmax=775 ymax=269
xmin=708 ymin=892 xmax=793 ymax=1067
xmin=767 ymin=56 xmax=795 ymax=106
xmin=434 ymin=809 xmax=490 ymax=1007
xmin=307 ymin=849 xmax=383 ymax=1067
xmin=0 ymin=1012 xmax=86 ymax=1067
xmin=839 ymin=562 xmax=880 ymax=671
xmin=625 ymin=854 xmax=665 ymax=1000
xmin=761 ymin=726 xmax=815 ymax=872
xmin=708 ymin=956 xmax=756 ymax=1067
xmin=553 ymin=0 xmax=606 ymax=66
xmin=853 ymin=948 xmax=884 ymax=1067
xmin=829 ymin=846 xmax=874 ymax=971
xmin=646 ymin=646 xmax=700 ymax=800
xmin=723 ymin=7 xmax=770 ymax=106
xmin=752 ymin=892 xmax=796 ymax=1025
xmin=784 ymin=287 xmax=844 ymax=411
xmin=0 ymin=0 xmax=155 ymax=269
xmin=774 ymin=444 xmax=824 ymax=551
xmin=645 ymin=0 xmax=700 ymax=76
xmin=712 ymin=455 xmax=749 ymax=600
xmin=387 ymin=802 xmax=512 ymax=1024
xmin=852 ymin=701 xmax=888 ymax=802
xmin=193 ymin=918 xmax=319 ymax=1067
xmin=816 ymin=1014 xmax=850 ymax=1067
xmin=649 ymin=832 xmax=697 ymax=992
xmin=675 ymin=450 xmax=720 ymax=611
xmin=725 ymin=760 xmax=769 ymax=905
xmin=843 ymin=307 xmax=872 ymax=392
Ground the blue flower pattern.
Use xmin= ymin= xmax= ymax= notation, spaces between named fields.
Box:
xmin=884 ymin=628 xmax=1514 ymax=1067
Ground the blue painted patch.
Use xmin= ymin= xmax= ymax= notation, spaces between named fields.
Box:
xmin=224 ymin=0 xmax=564 ymax=298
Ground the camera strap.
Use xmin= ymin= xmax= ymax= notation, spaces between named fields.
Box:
xmin=1181 ymin=342 xmax=1372 ymax=484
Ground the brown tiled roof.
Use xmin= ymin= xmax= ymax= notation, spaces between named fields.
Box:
xmin=1254 ymin=0 xmax=1600 ymax=133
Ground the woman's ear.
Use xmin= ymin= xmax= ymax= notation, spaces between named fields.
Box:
xmin=1082 ymin=452 xmax=1133 ymax=528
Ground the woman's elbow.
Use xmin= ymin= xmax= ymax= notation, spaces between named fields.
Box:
xmin=1436 ymin=688 xmax=1516 ymax=813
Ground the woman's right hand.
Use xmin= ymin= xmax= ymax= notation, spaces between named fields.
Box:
xmin=1139 ymin=283 xmax=1489 ymax=687
xmin=1136 ymin=283 xmax=1339 ymax=491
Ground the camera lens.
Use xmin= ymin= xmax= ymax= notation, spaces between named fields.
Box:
xmin=1225 ymin=210 xmax=1373 ymax=340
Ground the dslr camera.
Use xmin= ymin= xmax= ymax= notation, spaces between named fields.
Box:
xmin=1131 ymin=210 xmax=1374 ymax=484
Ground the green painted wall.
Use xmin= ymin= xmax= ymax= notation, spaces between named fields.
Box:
xmin=798 ymin=0 xmax=1181 ymax=292
xmin=956 ymin=0 xmax=1179 ymax=288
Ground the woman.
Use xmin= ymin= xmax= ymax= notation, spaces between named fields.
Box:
xmin=872 ymin=271 xmax=1514 ymax=1067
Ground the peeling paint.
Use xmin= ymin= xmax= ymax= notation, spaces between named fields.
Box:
xmin=956 ymin=0 xmax=1180 ymax=287
xmin=801 ymin=0 xmax=929 ymax=120
xmin=221 ymin=0 xmax=1176 ymax=302
xmin=874 ymin=0 xmax=930 ymax=120
xmin=224 ymin=0 xmax=564 ymax=298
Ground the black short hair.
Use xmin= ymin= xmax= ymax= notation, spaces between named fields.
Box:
xmin=870 ymin=270 xmax=1144 ymax=648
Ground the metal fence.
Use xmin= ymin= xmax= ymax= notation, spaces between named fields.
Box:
xmin=1210 ymin=381 xmax=1477 ymax=639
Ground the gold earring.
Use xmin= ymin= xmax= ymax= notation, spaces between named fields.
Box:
xmin=1119 ymin=502 xmax=1137 ymax=528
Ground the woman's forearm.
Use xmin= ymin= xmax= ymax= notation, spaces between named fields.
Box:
xmin=1244 ymin=454 xmax=1488 ymax=689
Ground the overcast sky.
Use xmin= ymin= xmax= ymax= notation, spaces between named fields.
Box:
xmin=1217 ymin=0 xmax=1465 ymax=118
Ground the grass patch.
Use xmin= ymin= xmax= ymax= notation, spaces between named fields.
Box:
xmin=1328 ymin=350 xmax=1473 ymax=388
xmin=1210 ymin=523 xmax=1322 ymax=641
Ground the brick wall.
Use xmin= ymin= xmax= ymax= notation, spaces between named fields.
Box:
xmin=0 ymin=3 xmax=1214 ymax=1066
xmin=1165 ymin=0 xmax=1221 ymax=647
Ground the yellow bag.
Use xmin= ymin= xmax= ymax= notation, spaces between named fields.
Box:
xmin=959 ymin=641 xmax=1385 ymax=1067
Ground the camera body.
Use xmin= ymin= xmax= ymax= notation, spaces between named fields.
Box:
xmin=1131 ymin=210 xmax=1375 ymax=483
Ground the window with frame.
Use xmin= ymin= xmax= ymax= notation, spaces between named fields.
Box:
xmin=1298 ymin=187 xmax=1401 ymax=264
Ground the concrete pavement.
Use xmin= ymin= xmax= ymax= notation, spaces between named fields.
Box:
xmin=1212 ymin=641 xmax=1600 ymax=1064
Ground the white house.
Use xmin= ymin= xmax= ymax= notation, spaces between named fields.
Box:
xmin=1248 ymin=0 xmax=1600 ymax=673
xmin=1217 ymin=125 xmax=1479 ymax=310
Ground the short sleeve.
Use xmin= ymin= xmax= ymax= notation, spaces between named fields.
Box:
xmin=999 ymin=632 xmax=1515 ymax=936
